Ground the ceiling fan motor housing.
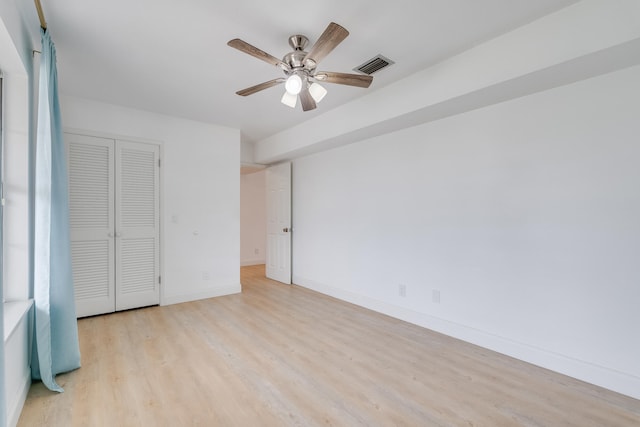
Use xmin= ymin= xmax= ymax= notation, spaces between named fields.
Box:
xmin=283 ymin=34 xmax=317 ymax=74
xmin=283 ymin=50 xmax=308 ymax=70
xmin=288 ymin=35 xmax=309 ymax=50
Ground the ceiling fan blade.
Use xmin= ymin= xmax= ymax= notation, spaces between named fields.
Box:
xmin=303 ymin=22 xmax=349 ymax=67
xmin=228 ymin=39 xmax=289 ymax=70
xmin=299 ymin=88 xmax=317 ymax=111
xmin=314 ymin=72 xmax=373 ymax=88
xmin=236 ymin=78 xmax=285 ymax=96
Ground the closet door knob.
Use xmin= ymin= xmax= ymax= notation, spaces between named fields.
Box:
xmin=108 ymin=232 xmax=114 ymax=238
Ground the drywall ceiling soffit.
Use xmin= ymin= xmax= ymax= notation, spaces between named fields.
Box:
xmin=252 ymin=1 xmax=640 ymax=164
xmin=23 ymin=0 xmax=578 ymax=143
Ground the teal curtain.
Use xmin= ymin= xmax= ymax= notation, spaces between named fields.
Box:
xmin=31 ymin=28 xmax=81 ymax=392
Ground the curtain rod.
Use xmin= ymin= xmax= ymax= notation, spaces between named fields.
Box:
xmin=34 ymin=0 xmax=47 ymax=30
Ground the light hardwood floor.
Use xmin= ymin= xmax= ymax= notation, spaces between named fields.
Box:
xmin=19 ymin=265 xmax=640 ymax=426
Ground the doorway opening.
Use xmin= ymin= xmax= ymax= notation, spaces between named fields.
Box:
xmin=240 ymin=162 xmax=292 ymax=285
xmin=240 ymin=165 xmax=267 ymax=273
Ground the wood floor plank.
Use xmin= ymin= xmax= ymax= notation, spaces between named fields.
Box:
xmin=18 ymin=265 xmax=640 ymax=426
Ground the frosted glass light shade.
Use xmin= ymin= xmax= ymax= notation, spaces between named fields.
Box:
xmin=309 ymin=82 xmax=327 ymax=103
xmin=281 ymin=91 xmax=297 ymax=108
xmin=285 ymin=74 xmax=303 ymax=95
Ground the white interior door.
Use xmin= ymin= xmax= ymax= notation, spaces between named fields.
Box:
xmin=115 ymin=141 xmax=160 ymax=311
xmin=266 ymin=162 xmax=291 ymax=284
xmin=68 ymin=133 xmax=116 ymax=317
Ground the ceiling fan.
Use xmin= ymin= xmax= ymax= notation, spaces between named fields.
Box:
xmin=227 ymin=22 xmax=373 ymax=112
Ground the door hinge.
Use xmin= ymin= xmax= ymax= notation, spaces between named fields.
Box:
xmin=158 ymin=275 xmax=161 ymax=285
xmin=158 ymin=158 xmax=161 ymax=167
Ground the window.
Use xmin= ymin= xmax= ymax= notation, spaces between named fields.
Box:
xmin=1 ymin=67 xmax=33 ymax=339
xmin=0 ymin=68 xmax=31 ymax=303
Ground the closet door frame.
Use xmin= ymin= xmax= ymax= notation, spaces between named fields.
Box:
xmin=65 ymin=128 xmax=164 ymax=316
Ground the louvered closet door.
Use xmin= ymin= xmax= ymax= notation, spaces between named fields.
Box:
xmin=67 ymin=133 xmax=116 ymax=317
xmin=68 ymin=134 xmax=160 ymax=317
xmin=115 ymin=141 xmax=160 ymax=311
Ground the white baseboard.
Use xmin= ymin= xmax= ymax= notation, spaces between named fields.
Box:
xmin=162 ymin=283 xmax=241 ymax=306
xmin=7 ymin=365 xmax=30 ymax=427
xmin=4 ymin=301 xmax=33 ymax=427
xmin=293 ymin=275 xmax=640 ymax=400
xmin=240 ymin=258 xmax=265 ymax=267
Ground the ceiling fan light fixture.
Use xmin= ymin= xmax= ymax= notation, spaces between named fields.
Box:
xmin=285 ymin=74 xmax=303 ymax=95
xmin=309 ymin=82 xmax=327 ymax=103
xmin=281 ymin=91 xmax=297 ymax=108
xmin=228 ymin=22 xmax=374 ymax=112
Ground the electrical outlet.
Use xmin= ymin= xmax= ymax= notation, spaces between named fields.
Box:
xmin=254 ymin=248 xmax=260 ymax=255
xmin=202 ymin=271 xmax=210 ymax=281
xmin=432 ymin=289 xmax=441 ymax=304
xmin=399 ymin=284 xmax=406 ymax=297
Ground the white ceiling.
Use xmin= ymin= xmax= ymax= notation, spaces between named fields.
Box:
xmin=24 ymin=0 xmax=578 ymax=144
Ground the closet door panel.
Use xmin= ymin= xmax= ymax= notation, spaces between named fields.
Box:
xmin=115 ymin=140 xmax=160 ymax=311
xmin=67 ymin=133 xmax=116 ymax=317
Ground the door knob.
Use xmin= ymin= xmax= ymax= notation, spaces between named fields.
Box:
xmin=108 ymin=232 xmax=114 ymax=238
xmin=283 ymin=227 xmax=289 ymax=233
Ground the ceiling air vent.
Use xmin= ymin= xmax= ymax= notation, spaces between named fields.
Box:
xmin=354 ymin=54 xmax=395 ymax=75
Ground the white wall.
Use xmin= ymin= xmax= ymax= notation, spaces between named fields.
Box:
xmin=292 ymin=65 xmax=640 ymax=399
xmin=240 ymin=170 xmax=266 ymax=266
xmin=240 ymin=140 xmax=255 ymax=164
xmin=60 ymin=96 xmax=241 ymax=305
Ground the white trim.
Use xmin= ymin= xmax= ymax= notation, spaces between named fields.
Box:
xmin=7 ymin=370 xmax=30 ymax=427
xmin=240 ymin=258 xmax=265 ymax=267
xmin=3 ymin=299 xmax=32 ymax=342
xmin=161 ymin=283 xmax=241 ymax=306
xmin=293 ymin=275 xmax=640 ymax=400
xmin=64 ymin=127 xmax=162 ymax=146
xmin=4 ymin=300 xmax=32 ymax=427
